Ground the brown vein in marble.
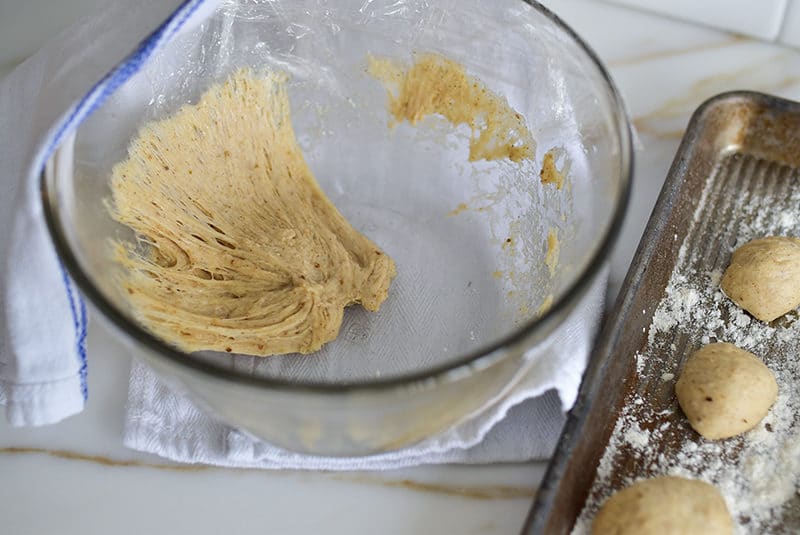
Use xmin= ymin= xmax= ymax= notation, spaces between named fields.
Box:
xmin=0 ymin=447 xmax=210 ymax=471
xmin=335 ymin=475 xmax=536 ymax=500
xmin=608 ymin=35 xmax=750 ymax=68
xmin=633 ymin=53 xmax=800 ymax=140
xmin=1 ymin=447 xmax=536 ymax=499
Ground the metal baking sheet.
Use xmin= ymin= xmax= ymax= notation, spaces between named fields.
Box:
xmin=523 ymin=91 xmax=800 ymax=534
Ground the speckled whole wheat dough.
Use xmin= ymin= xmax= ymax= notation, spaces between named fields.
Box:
xmin=721 ymin=236 xmax=800 ymax=322
xmin=367 ymin=53 xmax=535 ymax=163
xmin=675 ymin=342 xmax=777 ymax=440
xmin=592 ymin=476 xmax=733 ymax=535
xmin=110 ymin=69 xmax=396 ymax=357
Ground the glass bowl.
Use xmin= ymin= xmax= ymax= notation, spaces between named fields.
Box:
xmin=42 ymin=0 xmax=631 ymax=456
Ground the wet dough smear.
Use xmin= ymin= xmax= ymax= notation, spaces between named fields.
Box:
xmin=368 ymin=53 xmax=535 ymax=163
xmin=110 ymin=70 xmax=396 ymax=357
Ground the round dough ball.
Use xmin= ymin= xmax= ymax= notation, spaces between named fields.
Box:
xmin=675 ymin=342 xmax=776 ymax=440
xmin=721 ymin=236 xmax=800 ymax=322
xmin=592 ymin=476 xmax=732 ymax=535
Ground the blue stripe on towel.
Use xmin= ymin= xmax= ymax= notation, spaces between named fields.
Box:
xmin=77 ymin=289 xmax=88 ymax=400
xmin=57 ymin=260 xmax=88 ymax=400
xmin=42 ymin=0 xmax=210 ymax=403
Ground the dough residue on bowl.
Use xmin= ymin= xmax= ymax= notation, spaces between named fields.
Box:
xmin=367 ymin=52 xmax=535 ymax=163
xmin=540 ymin=149 xmax=565 ymax=189
xmin=545 ymin=227 xmax=560 ymax=277
xmin=109 ymin=69 xmax=396 ymax=357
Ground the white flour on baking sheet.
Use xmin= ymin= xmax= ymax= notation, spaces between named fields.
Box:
xmin=572 ymin=153 xmax=800 ymax=534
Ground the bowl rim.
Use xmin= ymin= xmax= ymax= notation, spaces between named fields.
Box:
xmin=41 ymin=0 xmax=633 ymax=394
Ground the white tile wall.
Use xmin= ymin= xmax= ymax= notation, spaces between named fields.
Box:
xmin=780 ymin=0 xmax=800 ymax=47
xmin=600 ymin=0 xmax=791 ymax=42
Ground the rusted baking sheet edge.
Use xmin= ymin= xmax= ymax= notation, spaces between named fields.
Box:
xmin=522 ymin=90 xmax=800 ymax=534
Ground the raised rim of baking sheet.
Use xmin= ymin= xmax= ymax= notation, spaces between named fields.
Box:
xmin=523 ymin=90 xmax=800 ymax=534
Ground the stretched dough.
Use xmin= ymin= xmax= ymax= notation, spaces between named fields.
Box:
xmin=593 ymin=476 xmax=732 ymax=535
xmin=110 ymin=70 xmax=396 ymax=356
xmin=675 ymin=342 xmax=776 ymax=440
xmin=721 ymin=236 xmax=800 ymax=322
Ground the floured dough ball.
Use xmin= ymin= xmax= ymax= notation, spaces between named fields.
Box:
xmin=592 ymin=476 xmax=732 ymax=535
xmin=721 ymin=236 xmax=800 ymax=322
xmin=675 ymin=342 xmax=777 ymax=440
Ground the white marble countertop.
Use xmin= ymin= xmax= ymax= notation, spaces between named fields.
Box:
xmin=4 ymin=1 xmax=800 ymax=533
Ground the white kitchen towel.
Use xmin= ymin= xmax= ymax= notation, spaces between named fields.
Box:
xmin=0 ymin=0 xmax=221 ymax=426
xmin=124 ymin=270 xmax=606 ymax=470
